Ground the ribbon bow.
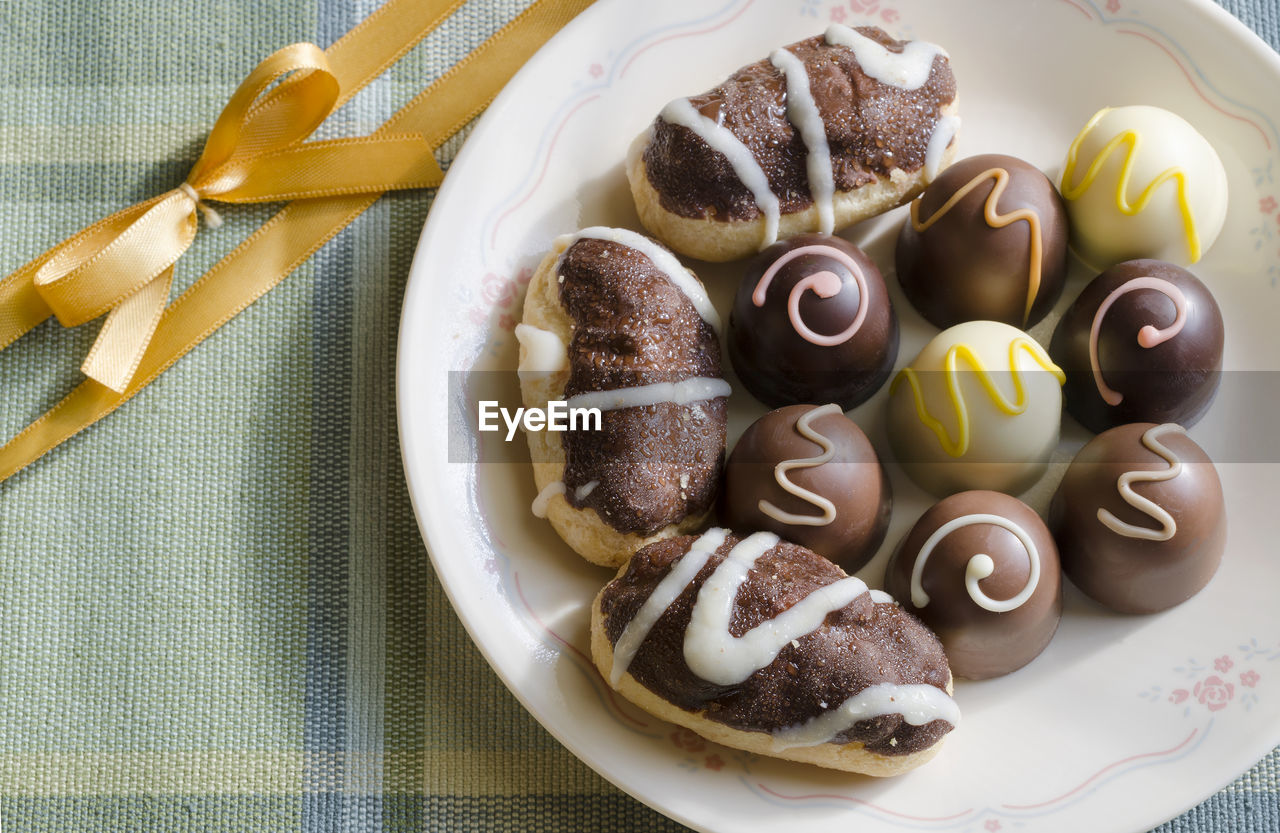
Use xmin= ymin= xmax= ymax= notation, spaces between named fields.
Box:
xmin=0 ymin=42 xmax=441 ymax=392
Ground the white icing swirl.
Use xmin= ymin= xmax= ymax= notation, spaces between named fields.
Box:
xmin=823 ymin=24 xmax=948 ymax=90
xmin=560 ymin=226 xmax=721 ymax=331
xmin=910 ymin=513 xmax=1042 ymax=614
xmin=924 ymin=114 xmax=960 ymax=182
xmin=684 ymin=531 xmax=872 ymax=685
xmin=771 ymin=682 xmax=961 ymax=750
xmin=770 ymin=46 xmax=835 ymax=234
xmin=759 ymin=403 xmax=841 ymax=527
xmin=659 ymin=98 xmax=781 ymax=249
xmin=563 ymin=377 xmax=730 ymax=412
xmin=531 ymin=481 xmax=565 ymax=518
xmin=514 ymin=323 xmax=568 ymax=378
xmin=610 ymin=528 xmax=729 ymax=686
xmin=1097 ymin=423 xmax=1184 ymax=541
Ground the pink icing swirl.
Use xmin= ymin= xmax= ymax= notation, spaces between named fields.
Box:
xmin=1089 ymin=276 xmax=1189 ymax=406
xmin=752 ymin=244 xmax=869 ymax=347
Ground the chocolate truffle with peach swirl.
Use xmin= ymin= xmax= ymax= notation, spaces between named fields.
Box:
xmin=895 ymin=154 xmax=1069 ymax=329
xmin=720 ymin=403 xmax=891 ymax=573
xmin=1049 ymin=259 xmax=1223 ymax=434
xmin=884 ymin=490 xmax=1062 ymax=681
xmin=1050 ymin=422 xmax=1226 ymax=614
xmin=728 ymin=234 xmax=898 ymax=409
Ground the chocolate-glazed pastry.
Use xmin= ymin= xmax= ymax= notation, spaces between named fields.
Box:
xmin=1049 ymin=259 xmax=1223 ymax=434
xmin=896 ymin=154 xmax=1069 ymax=329
xmin=720 ymin=403 xmax=891 ymax=572
xmin=591 ymin=529 xmax=958 ymax=776
xmin=628 ymin=25 xmax=960 ymax=262
xmin=1049 ymin=422 xmax=1226 ymax=614
xmin=884 ymin=490 xmax=1062 ymax=680
xmin=729 ymin=234 xmax=898 ymax=409
xmin=517 ymin=227 xmax=729 ymax=567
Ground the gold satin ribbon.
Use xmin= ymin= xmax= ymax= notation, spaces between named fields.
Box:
xmin=0 ymin=0 xmax=595 ymax=481
xmin=1 ymin=41 xmax=443 ymax=393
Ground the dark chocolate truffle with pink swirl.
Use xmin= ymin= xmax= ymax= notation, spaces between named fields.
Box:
xmin=1049 ymin=259 xmax=1223 ymax=433
xmin=884 ymin=490 xmax=1062 ymax=681
xmin=896 ymin=154 xmax=1069 ymax=329
xmin=720 ymin=403 xmax=891 ymax=573
xmin=728 ymin=234 xmax=898 ymax=409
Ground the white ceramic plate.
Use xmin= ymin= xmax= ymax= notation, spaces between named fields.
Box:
xmin=397 ymin=1 xmax=1280 ymax=830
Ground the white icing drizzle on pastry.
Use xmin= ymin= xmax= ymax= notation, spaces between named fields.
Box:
xmin=684 ymin=531 xmax=870 ymax=685
xmin=823 ymin=25 xmax=948 ymax=90
xmin=514 ymin=324 xmax=568 ymax=377
xmin=564 ymin=377 xmax=731 ymax=412
xmin=608 ymin=528 xmax=959 ymax=743
xmin=924 ymin=114 xmax=961 ymax=182
xmin=659 ymin=98 xmax=781 ymax=249
xmin=531 ymin=481 xmax=565 ymax=518
xmin=910 ymin=513 xmax=1042 ymax=613
xmin=868 ymin=589 xmax=895 ymax=605
xmin=759 ymin=403 xmax=841 ymax=527
xmin=1097 ymin=423 xmax=1184 ymax=541
xmin=771 ymin=681 xmax=961 ymax=750
xmin=560 ymin=226 xmax=722 ymax=331
xmin=1089 ymin=276 xmax=1189 ymax=406
xmin=770 ymin=46 xmax=835 ymax=234
xmin=610 ymin=528 xmax=730 ymax=686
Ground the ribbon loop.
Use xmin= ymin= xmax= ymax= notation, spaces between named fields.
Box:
xmin=188 ymin=42 xmax=338 ymax=182
xmin=33 ymin=192 xmax=196 ymax=328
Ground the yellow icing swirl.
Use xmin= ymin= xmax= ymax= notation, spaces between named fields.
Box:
xmin=1061 ymin=107 xmax=1202 ymax=264
xmin=890 ymin=337 xmax=1065 ymax=458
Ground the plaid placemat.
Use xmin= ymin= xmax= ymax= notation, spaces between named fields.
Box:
xmin=0 ymin=1 xmax=1276 ymax=831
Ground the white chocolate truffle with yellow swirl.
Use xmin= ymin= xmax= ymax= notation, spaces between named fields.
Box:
xmin=887 ymin=321 xmax=1065 ymax=497
xmin=1059 ymin=105 xmax=1228 ymax=270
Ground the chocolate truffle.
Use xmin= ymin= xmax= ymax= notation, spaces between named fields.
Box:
xmin=1060 ymin=105 xmax=1228 ymax=269
xmin=1049 ymin=422 xmax=1226 ymax=614
xmin=884 ymin=490 xmax=1062 ymax=680
xmin=887 ymin=320 xmax=1065 ymax=496
xmin=728 ymin=234 xmax=898 ymax=409
xmin=896 ymin=154 xmax=1069 ymax=329
xmin=720 ymin=403 xmax=891 ymax=573
xmin=1050 ymin=259 xmax=1223 ymax=434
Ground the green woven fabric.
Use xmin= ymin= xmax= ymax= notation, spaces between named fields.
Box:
xmin=0 ymin=1 xmax=1276 ymax=831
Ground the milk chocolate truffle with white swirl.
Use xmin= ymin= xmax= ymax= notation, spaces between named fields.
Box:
xmin=629 ymin=25 xmax=960 ymax=262
xmin=591 ymin=529 xmax=958 ymax=775
xmin=1049 ymin=422 xmax=1226 ymax=614
xmin=887 ymin=320 xmax=1065 ymax=496
xmin=884 ymin=491 xmax=1061 ymax=680
xmin=1049 ymin=259 xmax=1223 ymax=434
xmin=720 ymin=404 xmax=891 ymax=572
xmin=729 ymin=234 xmax=897 ymax=409
xmin=895 ymin=154 xmax=1069 ymax=329
xmin=517 ymin=227 xmax=730 ymax=568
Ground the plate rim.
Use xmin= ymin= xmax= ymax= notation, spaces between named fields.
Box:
xmin=395 ymin=1 xmax=1280 ymax=830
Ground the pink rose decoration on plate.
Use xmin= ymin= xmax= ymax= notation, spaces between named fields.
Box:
xmin=1194 ymin=676 xmax=1235 ymax=712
